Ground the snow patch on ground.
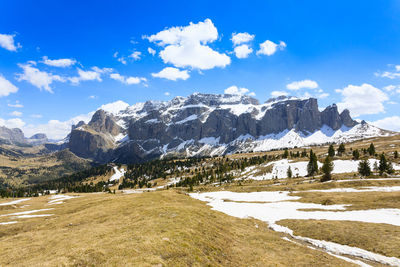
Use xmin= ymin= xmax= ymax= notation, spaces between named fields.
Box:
xmin=48 ymin=195 xmax=79 ymax=205
xmin=0 ymin=198 xmax=31 ymax=206
xmin=0 ymin=221 xmax=18 ymax=225
xmin=109 ymin=166 xmax=126 ymax=182
xmin=190 ymin=190 xmax=400 ymax=266
xmin=1 ymin=208 xmax=54 ymax=217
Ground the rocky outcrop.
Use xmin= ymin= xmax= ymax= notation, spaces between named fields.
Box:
xmin=65 ymin=93 xmax=364 ymax=163
xmin=0 ymin=126 xmax=25 ymax=144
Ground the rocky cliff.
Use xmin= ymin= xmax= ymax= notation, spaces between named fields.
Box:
xmin=65 ymin=93 xmax=386 ymax=164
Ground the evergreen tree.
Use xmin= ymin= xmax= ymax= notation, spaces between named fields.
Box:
xmin=321 ymin=156 xmax=334 ymax=182
xmin=394 ymin=151 xmax=399 ymax=159
xmin=379 ymin=153 xmax=388 ymax=175
xmin=283 ymin=149 xmax=289 ymax=159
xmin=387 ymin=162 xmax=395 ymax=174
xmin=373 ymin=161 xmax=379 ymax=173
xmin=307 ymin=150 xmax=318 ymax=177
xmin=358 ymin=159 xmax=371 ymax=176
xmin=287 ymin=166 xmax=293 ymax=178
xmin=337 ymin=143 xmax=346 ymax=156
xmin=352 ymin=149 xmax=360 ymax=160
xmin=368 ymin=143 xmax=375 ymax=156
xmin=328 ymin=144 xmax=335 ymax=157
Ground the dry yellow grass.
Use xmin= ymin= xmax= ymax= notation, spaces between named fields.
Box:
xmin=277 ymin=219 xmax=400 ymax=258
xmin=0 ymin=191 xmax=353 ymax=266
xmin=291 ymin=190 xmax=400 ymax=210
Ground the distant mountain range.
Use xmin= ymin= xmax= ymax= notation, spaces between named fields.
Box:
xmin=0 ymin=126 xmax=48 ymax=146
xmin=66 ymin=93 xmax=392 ymax=163
xmin=1 ymin=94 xmax=394 ymax=163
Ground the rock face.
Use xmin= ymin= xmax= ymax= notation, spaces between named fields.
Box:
xmin=0 ymin=126 xmax=25 ymax=144
xmin=65 ymin=93 xmax=385 ymax=163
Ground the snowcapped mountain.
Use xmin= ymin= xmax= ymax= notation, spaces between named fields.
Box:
xmin=66 ymin=93 xmax=393 ymax=163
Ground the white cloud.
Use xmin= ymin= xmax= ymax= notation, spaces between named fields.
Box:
xmin=270 ymin=90 xmax=289 ymax=97
xmin=145 ymin=19 xmax=230 ymax=70
xmin=376 ymin=65 xmax=400 ymax=79
xmin=129 ymin=51 xmax=141 ymax=61
xmin=117 ymin=56 xmax=127 ymax=65
xmin=164 ymin=92 xmax=170 ymax=96
xmin=224 ymin=85 xmax=255 ymax=96
xmin=318 ymin=93 xmax=329 ymax=99
xmin=256 ymin=40 xmax=286 ymax=56
xmin=0 ymin=74 xmax=18 ymax=97
xmin=22 ymin=112 xmax=94 ymax=140
xmin=88 ymin=95 xmax=98 ymax=99
xmin=234 ymin=44 xmax=253 ymax=59
xmin=110 ymin=73 xmax=147 ymax=85
xmin=9 ymin=111 xmax=22 ymax=117
xmin=231 ymin=32 xmax=254 ymax=46
xmin=42 ymin=56 xmax=76 ymax=67
xmin=148 ymin=47 xmax=156 ymax=55
xmin=0 ymin=33 xmax=21 ymax=51
xmin=151 ymin=67 xmax=189 ymax=81
xmin=8 ymin=101 xmax=23 ymax=108
xmin=30 ymin=114 xmax=42 ymax=118
xmin=371 ymin=116 xmax=400 ymax=132
xmin=68 ymin=67 xmax=110 ymax=85
xmin=16 ymin=63 xmax=65 ymax=93
xmin=0 ymin=118 xmax=25 ymax=128
xmin=286 ymin=79 xmax=318 ymax=90
xmin=336 ymin=83 xmax=389 ymax=117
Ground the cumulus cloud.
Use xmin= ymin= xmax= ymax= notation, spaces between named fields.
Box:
xmin=224 ymin=85 xmax=255 ymax=96
xmin=164 ymin=92 xmax=170 ymax=96
xmin=145 ymin=19 xmax=230 ymax=70
xmin=9 ymin=111 xmax=22 ymax=117
xmin=8 ymin=100 xmax=23 ymax=108
xmin=151 ymin=67 xmax=189 ymax=81
xmin=110 ymin=73 xmax=147 ymax=85
xmin=68 ymin=67 xmax=111 ymax=85
xmin=0 ymin=33 xmax=21 ymax=51
xmin=234 ymin=44 xmax=253 ymax=59
xmin=129 ymin=51 xmax=141 ymax=61
xmin=16 ymin=63 xmax=65 ymax=93
xmin=0 ymin=74 xmax=18 ymax=97
xmin=371 ymin=116 xmax=400 ymax=132
xmin=21 ymin=111 xmax=94 ymax=140
xmin=336 ymin=83 xmax=389 ymax=117
xmin=231 ymin=32 xmax=254 ymax=46
xmin=0 ymin=118 xmax=25 ymax=129
xmin=148 ymin=47 xmax=156 ymax=55
xmin=286 ymin=79 xmax=318 ymax=90
xmin=42 ymin=56 xmax=77 ymax=67
xmin=270 ymin=90 xmax=289 ymax=97
xmin=257 ymin=40 xmax=286 ymax=56
xmin=376 ymin=65 xmax=400 ymax=79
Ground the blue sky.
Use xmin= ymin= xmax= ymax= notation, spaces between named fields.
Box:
xmin=1 ymin=0 xmax=400 ymax=139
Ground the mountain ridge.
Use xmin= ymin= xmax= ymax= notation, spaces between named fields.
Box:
xmin=65 ymin=93 xmax=392 ymax=163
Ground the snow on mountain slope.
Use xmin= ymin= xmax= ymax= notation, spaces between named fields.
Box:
xmin=68 ymin=93 xmax=396 ymax=163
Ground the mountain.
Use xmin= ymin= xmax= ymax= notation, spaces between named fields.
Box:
xmin=66 ymin=93 xmax=393 ymax=164
xmin=0 ymin=126 xmax=49 ymax=146
xmin=0 ymin=126 xmax=26 ymax=144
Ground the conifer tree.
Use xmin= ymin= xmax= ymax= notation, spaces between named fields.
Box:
xmin=307 ymin=150 xmax=318 ymax=176
xmin=321 ymin=156 xmax=334 ymax=182
xmin=352 ymin=149 xmax=360 ymax=160
xmin=368 ymin=143 xmax=375 ymax=156
xmin=328 ymin=144 xmax=335 ymax=157
xmin=337 ymin=143 xmax=345 ymax=156
xmin=394 ymin=151 xmax=399 ymax=159
xmin=358 ymin=159 xmax=371 ymax=176
xmin=287 ymin=166 xmax=293 ymax=178
xmin=283 ymin=149 xmax=289 ymax=159
xmin=379 ymin=153 xmax=388 ymax=175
